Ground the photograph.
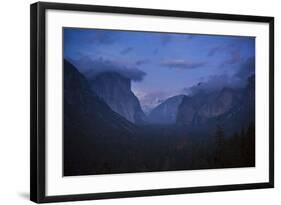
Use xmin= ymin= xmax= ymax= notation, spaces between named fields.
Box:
xmin=29 ymin=2 xmax=274 ymax=202
xmin=63 ymin=28 xmax=256 ymax=176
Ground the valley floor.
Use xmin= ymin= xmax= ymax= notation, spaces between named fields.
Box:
xmin=64 ymin=123 xmax=255 ymax=176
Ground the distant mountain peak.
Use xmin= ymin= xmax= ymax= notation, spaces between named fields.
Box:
xmin=148 ymin=95 xmax=185 ymax=124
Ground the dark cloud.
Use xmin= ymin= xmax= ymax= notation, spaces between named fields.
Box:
xmin=185 ymin=34 xmax=195 ymax=40
xmin=161 ymin=35 xmax=172 ymax=46
xmin=160 ymin=33 xmax=194 ymax=47
xmin=70 ymin=56 xmax=146 ymax=82
xmin=208 ymin=39 xmax=243 ymax=57
xmin=208 ymin=43 xmax=242 ymax=67
xmin=184 ymin=56 xmax=255 ymax=95
xmin=184 ymin=74 xmax=242 ymax=95
xmin=135 ymin=59 xmax=150 ymax=66
xmin=120 ymin=47 xmax=134 ymax=55
xmin=160 ymin=59 xmax=207 ymax=70
xmin=220 ymin=49 xmax=241 ymax=67
xmin=207 ymin=36 xmax=254 ymax=67
xmin=88 ymin=30 xmax=117 ymax=45
xmin=235 ymin=56 xmax=255 ymax=80
xmin=208 ymin=45 xmax=223 ymax=57
xmin=153 ymin=49 xmax=158 ymax=55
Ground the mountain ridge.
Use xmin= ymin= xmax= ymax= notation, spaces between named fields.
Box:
xmin=147 ymin=75 xmax=255 ymax=136
xmin=148 ymin=95 xmax=185 ymax=124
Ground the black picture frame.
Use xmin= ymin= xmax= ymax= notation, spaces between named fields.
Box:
xmin=30 ymin=2 xmax=274 ymax=203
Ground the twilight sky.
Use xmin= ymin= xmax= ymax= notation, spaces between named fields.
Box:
xmin=64 ymin=28 xmax=255 ymax=112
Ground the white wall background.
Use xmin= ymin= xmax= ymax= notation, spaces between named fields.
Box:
xmin=0 ymin=0 xmax=279 ymax=204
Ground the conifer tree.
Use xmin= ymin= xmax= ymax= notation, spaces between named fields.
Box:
xmin=214 ymin=124 xmax=224 ymax=166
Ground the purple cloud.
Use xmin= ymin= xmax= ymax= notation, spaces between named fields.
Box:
xmin=161 ymin=35 xmax=172 ymax=46
xmin=183 ymin=56 xmax=255 ymax=95
xmin=235 ymin=56 xmax=255 ymax=79
xmin=88 ymin=30 xmax=117 ymax=45
xmin=160 ymin=59 xmax=207 ymax=69
xmin=135 ymin=59 xmax=150 ymax=66
xmin=220 ymin=49 xmax=241 ymax=67
xmin=69 ymin=56 xmax=146 ymax=82
xmin=208 ymin=42 xmax=242 ymax=67
xmin=208 ymin=45 xmax=223 ymax=57
xmin=120 ymin=47 xmax=134 ymax=55
xmin=184 ymin=74 xmax=241 ymax=95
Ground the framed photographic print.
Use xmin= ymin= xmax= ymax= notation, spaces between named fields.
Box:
xmin=30 ymin=2 xmax=274 ymax=203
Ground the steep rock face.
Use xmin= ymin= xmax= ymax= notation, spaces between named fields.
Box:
xmin=193 ymin=87 xmax=242 ymax=125
xmin=64 ymin=59 xmax=140 ymax=176
xmin=64 ymin=60 xmax=137 ymax=138
xmin=198 ymin=88 xmax=238 ymax=118
xmin=148 ymin=95 xmax=185 ymax=124
xmin=176 ymin=76 xmax=255 ymax=134
xmin=176 ymin=94 xmax=206 ymax=125
xmin=89 ymin=72 xmax=146 ymax=124
xmin=177 ymin=88 xmax=241 ymax=125
xmin=221 ymin=75 xmax=255 ymax=127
